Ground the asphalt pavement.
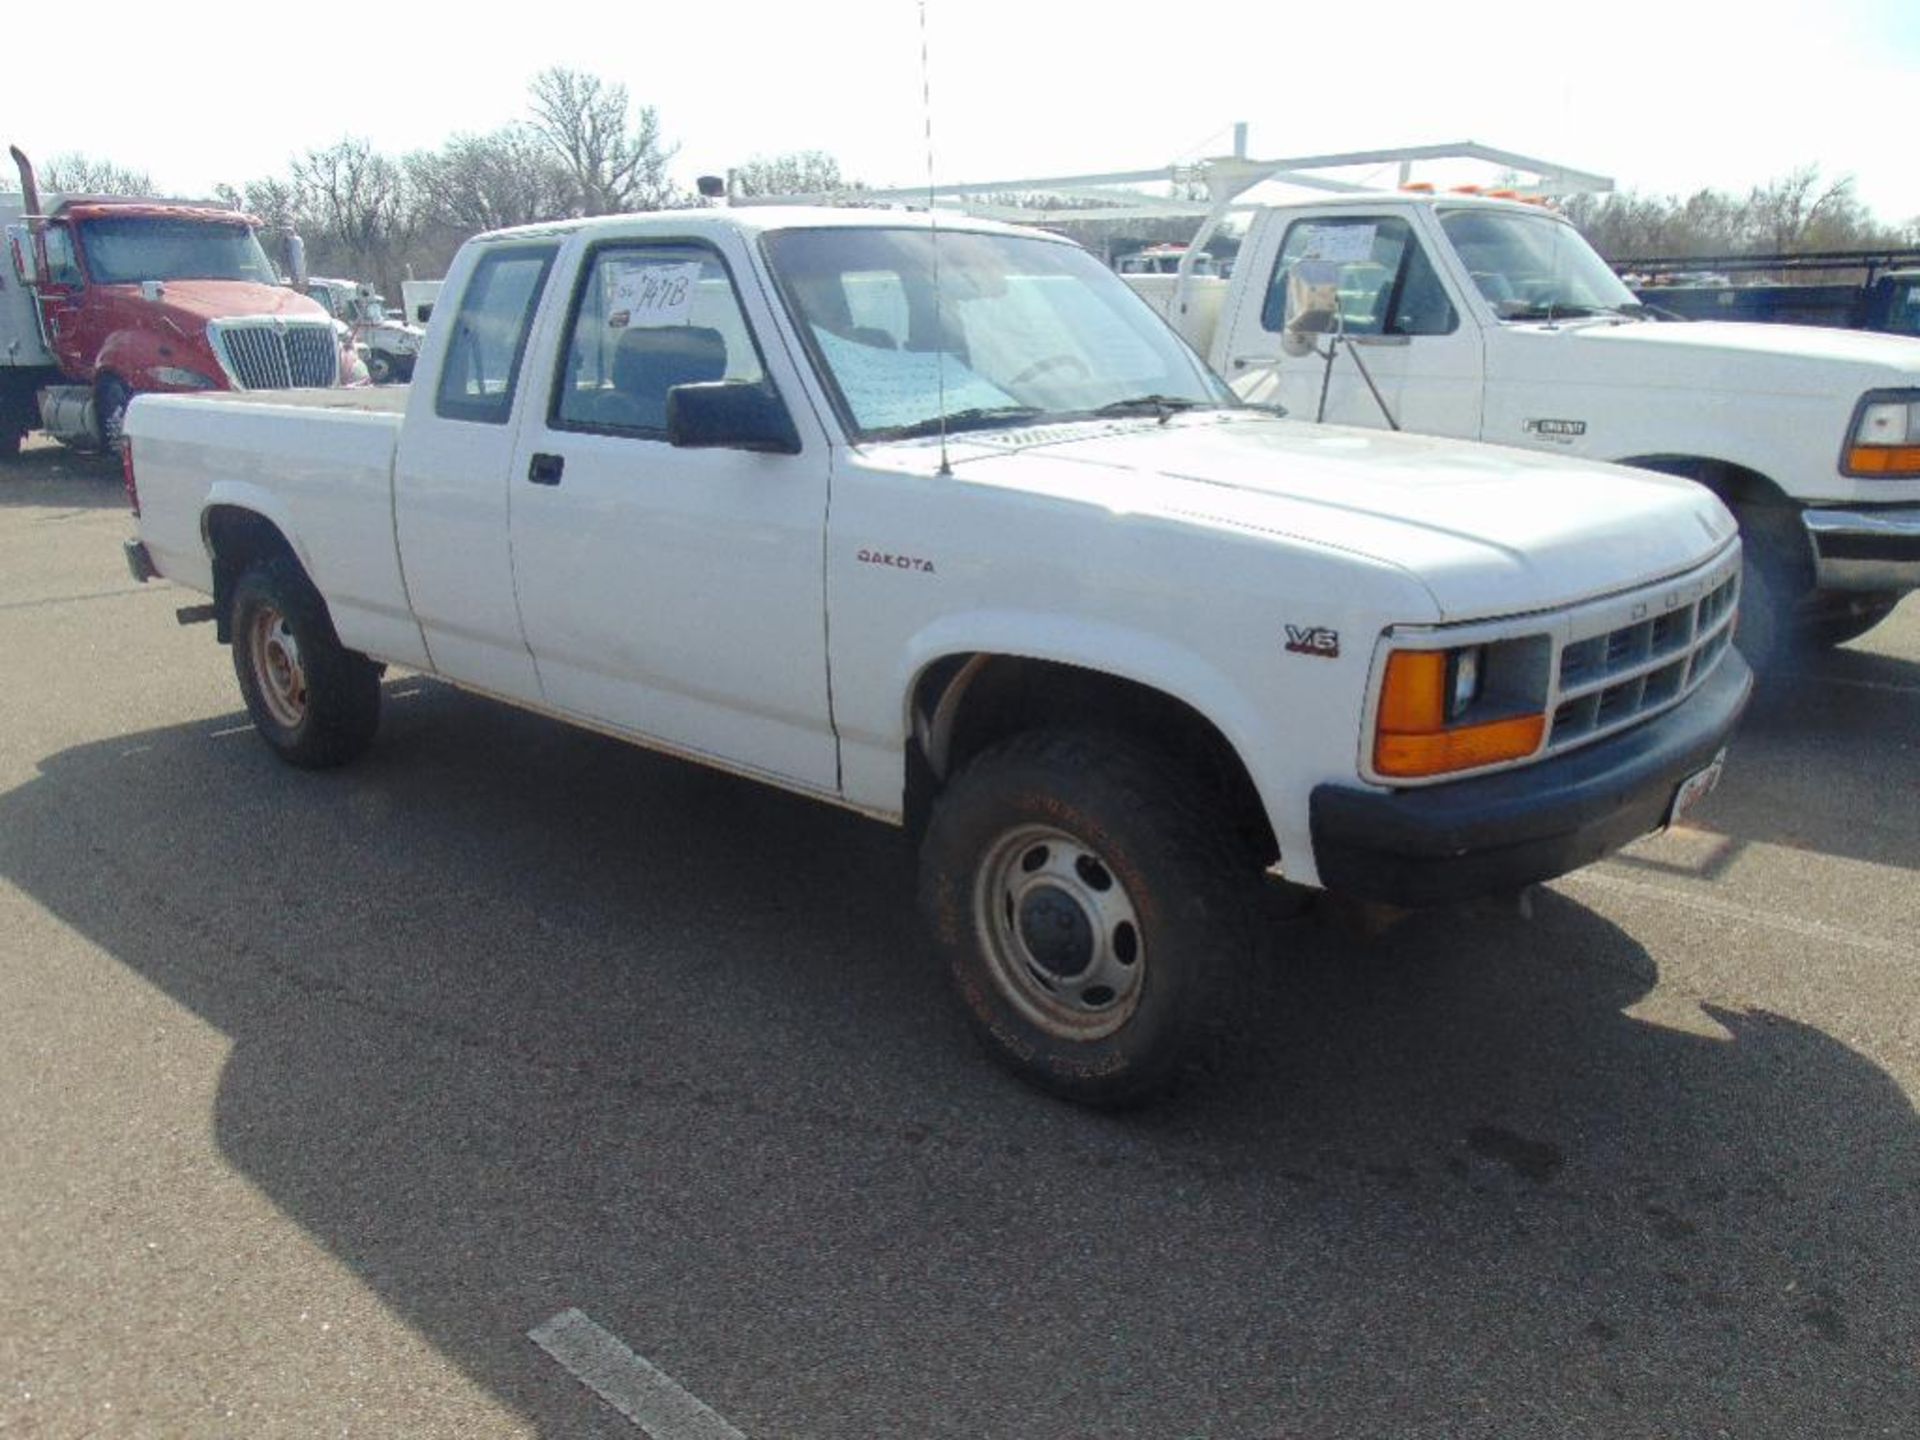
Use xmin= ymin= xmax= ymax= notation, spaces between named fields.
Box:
xmin=2 ymin=437 xmax=1916 ymax=1438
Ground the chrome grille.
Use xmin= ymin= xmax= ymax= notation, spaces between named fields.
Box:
xmin=210 ymin=319 xmax=340 ymax=390
xmin=1549 ymin=560 xmax=1739 ymax=750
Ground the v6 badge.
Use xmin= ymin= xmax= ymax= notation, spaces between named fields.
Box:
xmin=1285 ymin=625 xmax=1340 ymax=658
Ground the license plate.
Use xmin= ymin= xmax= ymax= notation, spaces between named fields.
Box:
xmin=1665 ymin=749 xmax=1727 ymax=831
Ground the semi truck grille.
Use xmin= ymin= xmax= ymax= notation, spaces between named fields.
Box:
xmin=1548 ymin=562 xmax=1739 ymax=750
xmin=209 ymin=319 xmax=340 ymax=390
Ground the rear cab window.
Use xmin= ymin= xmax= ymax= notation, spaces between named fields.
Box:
xmin=435 ymin=245 xmax=559 ymax=424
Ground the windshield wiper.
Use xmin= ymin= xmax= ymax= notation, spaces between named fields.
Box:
xmin=1092 ymin=395 xmax=1205 ymax=424
xmin=875 ymin=406 xmax=1045 ymax=442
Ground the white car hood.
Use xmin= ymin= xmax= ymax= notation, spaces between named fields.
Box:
xmin=1551 ymin=317 xmax=1920 ymax=392
xmin=946 ymin=415 xmax=1737 ymax=623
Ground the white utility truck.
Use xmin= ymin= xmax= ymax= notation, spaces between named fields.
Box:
xmin=121 ymin=207 xmax=1750 ymax=1105
xmin=1133 ymin=191 xmax=1920 ymax=665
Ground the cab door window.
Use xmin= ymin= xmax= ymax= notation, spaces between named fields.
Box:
xmin=1260 ymin=216 xmax=1456 ymax=337
xmin=43 ymin=225 xmax=83 ymax=287
xmin=553 ymin=242 xmax=766 ymax=437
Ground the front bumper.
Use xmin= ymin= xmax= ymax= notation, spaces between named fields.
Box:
xmin=1803 ymin=505 xmax=1920 ymax=592
xmin=1310 ymin=652 xmax=1752 ymax=906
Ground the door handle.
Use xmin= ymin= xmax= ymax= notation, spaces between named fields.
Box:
xmin=527 ymin=452 xmax=564 ymax=486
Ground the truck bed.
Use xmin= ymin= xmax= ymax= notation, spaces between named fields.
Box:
xmin=127 ymin=388 xmax=418 ymax=667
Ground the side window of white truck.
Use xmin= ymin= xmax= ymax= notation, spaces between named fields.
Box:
xmin=552 ymin=243 xmax=767 ymax=436
xmin=434 ymin=245 xmax=559 ymax=425
xmin=1260 ymin=217 xmax=1456 ymax=338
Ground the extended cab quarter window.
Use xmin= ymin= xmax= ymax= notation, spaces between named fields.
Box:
xmin=1261 ymin=216 xmax=1457 ymax=338
xmin=434 ymin=245 xmax=558 ymax=424
xmin=554 ymin=244 xmax=766 ymax=436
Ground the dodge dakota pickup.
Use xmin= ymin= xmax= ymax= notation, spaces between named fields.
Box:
xmin=122 ymin=207 xmax=1751 ymax=1105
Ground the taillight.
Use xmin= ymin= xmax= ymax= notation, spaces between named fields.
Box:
xmin=122 ymin=438 xmax=140 ymax=516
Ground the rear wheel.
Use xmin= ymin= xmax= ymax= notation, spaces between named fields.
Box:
xmin=230 ymin=557 xmax=382 ymax=768
xmin=918 ymin=729 xmax=1256 ymax=1107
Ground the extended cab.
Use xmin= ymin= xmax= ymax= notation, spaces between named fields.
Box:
xmin=1132 ymin=193 xmax=1920 ymax=665
xmin=122 ymin=208 xmax=1751 ymax=1104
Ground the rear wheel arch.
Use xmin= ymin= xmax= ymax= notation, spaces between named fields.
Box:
xmin=203 ymin=506 xmax=305 ymax=643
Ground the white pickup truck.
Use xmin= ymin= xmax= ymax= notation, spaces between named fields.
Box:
xmin=122 ymin=207 xmax=1750 ymax=1105
xmin=1130 ymin=191 xmax=1920 ymax=665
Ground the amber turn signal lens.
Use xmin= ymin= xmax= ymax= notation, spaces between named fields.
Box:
xmin=1846 ymin=445 xmax=1920 ymax=475
xmin=1375 ymin=714 xmax=1547 ymax=778
xmin=1377 ymin=650 xmax=1449 ymax=733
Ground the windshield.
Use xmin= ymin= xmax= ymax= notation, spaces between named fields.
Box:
xmin=77 ymin=217 xmax=281 ymax=286
xmin=1888 ymin=279 xmax=1920 ymax=337
xmin=1439 ymin=208 xmax=1640 ymax=319
xmin=764 ymin=227 xmax=1233 ymax=441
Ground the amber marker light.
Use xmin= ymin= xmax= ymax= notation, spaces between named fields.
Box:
xmin=1373 ymin=648 xmax=1546 ymax=779
xmin=1843 ymin=393 xmax=1920 ymax=477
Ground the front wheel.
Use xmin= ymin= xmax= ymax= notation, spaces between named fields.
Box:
xmin=95 ymin=376 xmax=131 ymax=454
xmin=1808 ymin=593 xmax=1901 ymax=650
xmin=230 ymin=557 xmax=382 ymax=768
xmin=366 ymin=350 xmax=394 ymax=385
xmin=918 ymin=730 xmax=1256 ymax=1107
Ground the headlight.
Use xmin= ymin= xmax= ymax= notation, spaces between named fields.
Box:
xmin=1843 ymin=388 xmax=1920 ymax=476
xmin=1373 ymin=637 xmax=1549 ymax=779
xmin=151 ymin=366 xmax=219 ymax=390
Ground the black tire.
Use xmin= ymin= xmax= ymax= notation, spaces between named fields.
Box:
xmin=917 ymin=728 xmax=1256 ymax=1108
xmin=0 ymin=427 xmax=21 ymax=462
xmin=366 ymin=350 xmax=394 ymax=385
xmin=229 ymin=557 xmax=382 ymax=769
xmin=1808 ymin=594 xmax=1900 ymax=650
xmin=95 ymin=375 xmax=131 ymax=454
xmin=1733 ymin=549 xmax=1788 ymax=676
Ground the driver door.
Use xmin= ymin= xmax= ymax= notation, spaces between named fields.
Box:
xmin=1221 ymin=211 xmax=1483 ymax=439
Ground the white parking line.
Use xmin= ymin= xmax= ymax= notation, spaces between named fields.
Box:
xmin=1785 ymin=672 xmax=1920 ymax=698
xmin=1564 ymin=869 xmax=1914 ymax=960
xmin=529 ymin=1309 xmax=747 ymax=1439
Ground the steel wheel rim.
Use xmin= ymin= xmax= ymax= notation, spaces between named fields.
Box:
xmin=249 ymin=606 xmax=308 ymax=729
xmin=973 ymin=823 xmax=1146 ymax=1041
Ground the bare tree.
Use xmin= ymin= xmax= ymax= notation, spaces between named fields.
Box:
xmin=407 ymin=126 xmax=575 ymax=233
xmin=729 ymin=150 xmax=860 ymax=199
xmin=526 ymin=66 xmax=679 ymax=214
xmin=292 ymin=138 xmax=416 ymax=289
xmin=214 ymin=178 xmax=303 ymax=232
xmin=39 ymin=153 xmax=154 ymax=196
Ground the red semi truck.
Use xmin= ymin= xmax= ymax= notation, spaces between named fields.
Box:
xmin=1 ymin=146 xmax=358 ymax=460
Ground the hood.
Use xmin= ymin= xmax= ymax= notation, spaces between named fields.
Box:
xmin=1546 ymin=317 xmax=1920 ymax=393
xmin=942 ymin=415 xmax=1736 ymax=623
xmin=106 ymin=279 xmax=333 ymax=332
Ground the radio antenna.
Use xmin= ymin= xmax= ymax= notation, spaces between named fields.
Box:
xmin=918 ymin=0 xmax=952 ymax=476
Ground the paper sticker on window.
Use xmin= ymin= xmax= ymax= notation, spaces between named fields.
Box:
xmin=1300 ymin=225 xmax=1377 ymax=264
xmin=607 ymin=262 xmax=702 ymax=329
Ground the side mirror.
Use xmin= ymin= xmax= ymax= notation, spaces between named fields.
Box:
xmin=284 ymin=232 xmax=308 ymax=290
xmin=667 ymin=381 xmax=801 ymax=455
xmin=1281 ymin=259 xmax=1341 ymax=358
xmin=6 ymin=225 xmax=46 ymax=287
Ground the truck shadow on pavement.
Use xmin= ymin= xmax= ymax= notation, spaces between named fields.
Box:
xmin=3 ymin=679 xmax=1917 ymax=1437
xmin=1619 ymin=630 xmax=1920 ymax=879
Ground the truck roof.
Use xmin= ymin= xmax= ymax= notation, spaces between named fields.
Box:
xmin=1266 ymin=190 xmax=1560 ymax=217
xmin=472 ymin=205 xmax=1071 ymax=247
xmin=56 ymin=200 xmax=262 ymax=226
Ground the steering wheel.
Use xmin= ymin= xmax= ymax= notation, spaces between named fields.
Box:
xmin=1009 ymin=353 xmax=1091 ymax=387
